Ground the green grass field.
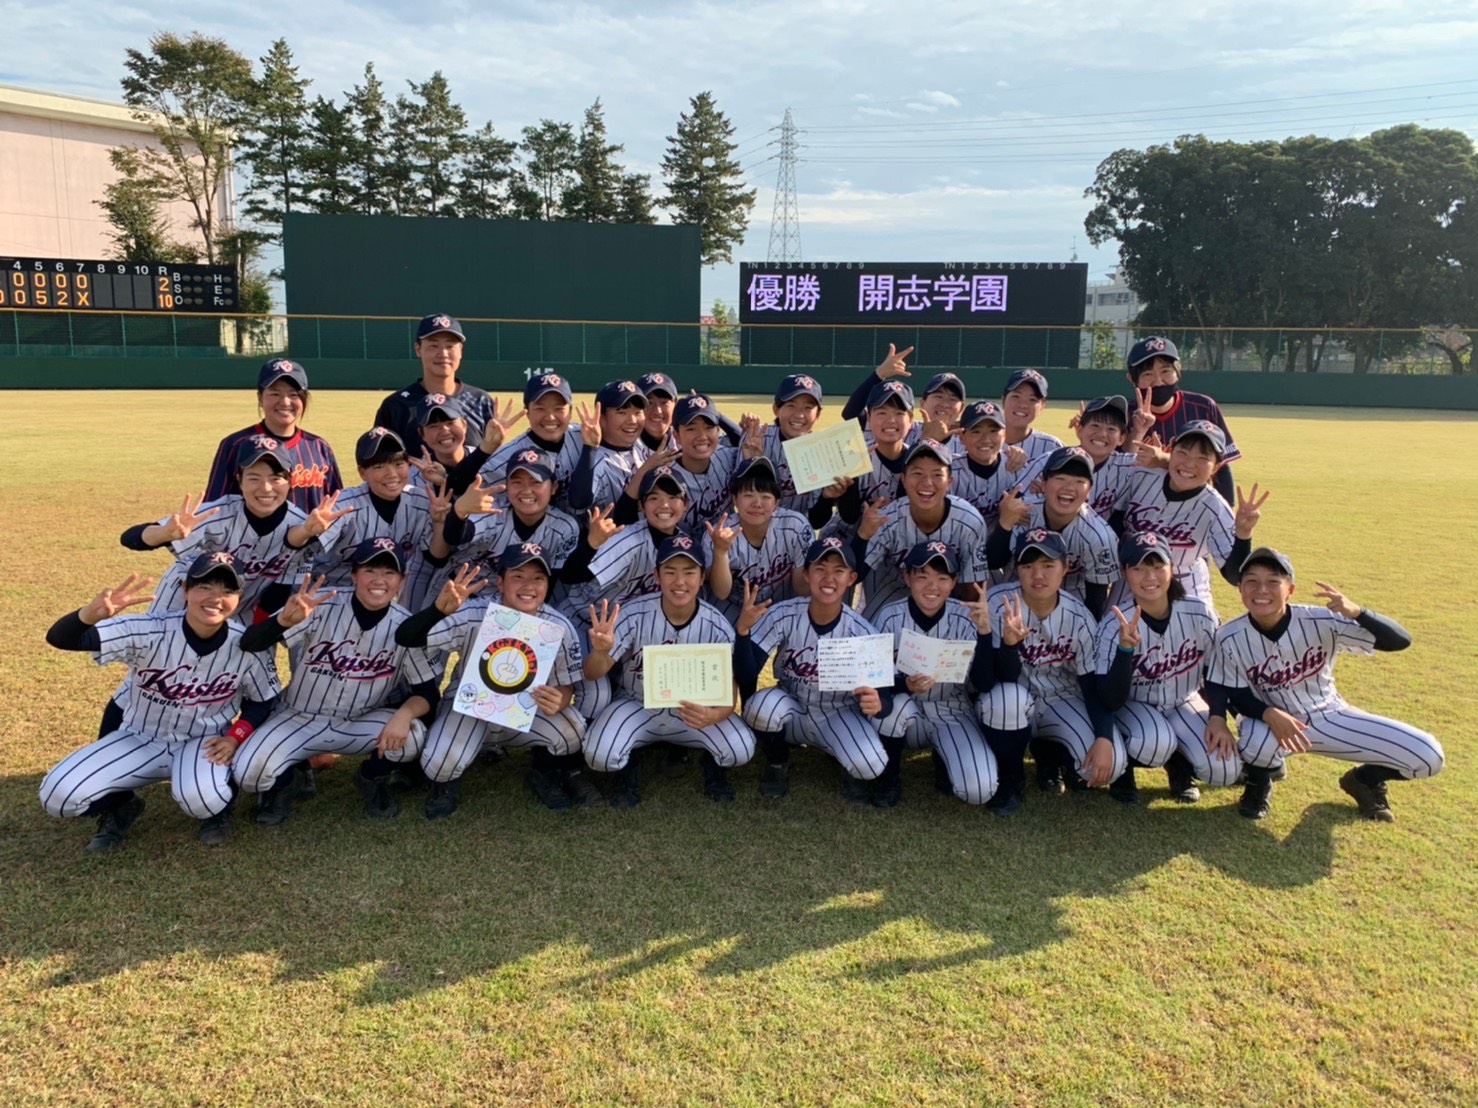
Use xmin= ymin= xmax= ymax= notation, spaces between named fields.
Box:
xmin=1 ymin=390 xmax=1475 ymax=1106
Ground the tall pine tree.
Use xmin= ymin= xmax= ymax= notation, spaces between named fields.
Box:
xmin=408 ymin=72 xmax=469 ymax=216
xmin=345 ymin=63 xmax=390 ymax=215
xmin=457 ymin=122 xmax=517 ymax=219
xmin=563 ymin=99 xmax=623 ymax=222
xmin=661 ymin=92 xmax=754 ymax=264
xmin=302 ymin=96 xmax=357 ymax=214
xmin=518 ymin=120 xmax=578 ymax=220
xmin=237 ymin=38 xmax=311 ymax=236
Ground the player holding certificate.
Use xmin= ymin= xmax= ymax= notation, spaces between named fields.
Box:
xmin=582 ymin=535 xmax=755 ymax=807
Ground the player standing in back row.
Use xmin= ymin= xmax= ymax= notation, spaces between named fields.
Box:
xmin=374 ymin=314 xmax=496 ymax=457
xmin=1124 ymin=336 xmax=1240 ymax=504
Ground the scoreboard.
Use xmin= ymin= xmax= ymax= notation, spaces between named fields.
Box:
xmin=0 ymin=257 xmax=239 ymax=312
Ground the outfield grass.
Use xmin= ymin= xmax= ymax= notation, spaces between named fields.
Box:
xmin=1 ymin=390 xmax=1475 ymax=1106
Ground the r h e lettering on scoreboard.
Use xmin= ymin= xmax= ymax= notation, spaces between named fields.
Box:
xmin=0 ymin=258 xmax=239 ymax=312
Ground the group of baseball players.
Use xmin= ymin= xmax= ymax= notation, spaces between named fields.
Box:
xmin=41 ymin=314 xmax=1446 ymax=853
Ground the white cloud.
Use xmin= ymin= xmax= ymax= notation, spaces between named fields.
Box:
xmin=915 ymin=90 xmax=962 ymax=108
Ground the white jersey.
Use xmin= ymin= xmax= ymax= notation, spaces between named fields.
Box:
xmin=750 ymin=597 xmax=885 ymax=713
xmin=898 ymin=423 xmax=967 ymax=457
xmin=1018 ymin=451 xmax=1141 ymax=520
xmin=607 ymin=593 xmax=735 ymax=704
xmin=149 ymin=497 xmax=323 ymax=617
xmin=1094 ymin=596 xmax=1217 ymax=709
xmin=310 ymin=483 xmax=434 ymax=592
xmin=701 ymin=509 xmax=813 ymax=624
xmin=586 ymin=444 xmax=643 ymax=510
xmin=1011 ymin=428 xmax=1063 ymax=462
xmin=95 ymin=613 xmax=280 ymax=741
xmin=987 ymin=582 xmax=1096 ymax=703
xmin=563 ymin=523 xmax=675 ymax=628
xmin=863 ymin=496 xmax=989 ymax=620
xmin=453 ymin=508 xmax=580 ymax=579
xmin=426 ymin=597 xmax=583 ymax=696
xmin=482 ymin=428 xmax=585 ymax=513
xmin=761 ymin=424 xmax=820 ymax=514
xmin=673 ymin=449 xmax=738 ymax=530
xmin=279 ymin=595 xmax=438 ymax=718
xmin=874 ymin=597 xmax=985 ymax=712
xmin=855 ymin=445 xmax=909 ymax=506
xmin=1008 ymin=504 xmax=1119 ymax=600
xmin=1114 ymin=469 xmax=1236 ymax=607
xmin=1207 ymin=605 xmax=1376 ymax=718
xmin=950 ymin=456 xmax=1024 ymax=532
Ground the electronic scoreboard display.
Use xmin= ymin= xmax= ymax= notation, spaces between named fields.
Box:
xmin=0 ymin=257 xmax=238 ymax=311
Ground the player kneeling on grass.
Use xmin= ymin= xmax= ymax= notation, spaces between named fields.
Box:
xmin=980 ymin=530 xmax=1123 ymax=805
xmin=398 ymin=546 xmax=594 ymax=817
xmin=1093 ymin=532 xmax=1226 ymax=806
xmin=235 ymin=540 xmax=440 ymax=824
xmin=582 ymin=535 xmax=754 ymax=807
xmin=736 ymin=537 xmax=894 ymax=805
xmin=41 ymin=554 xmax=281 ymax=851
xmin=873 ymin=542 xmax=1022 ymax=808
xmin=1205 ymin=548 xmax=1444 ymax=822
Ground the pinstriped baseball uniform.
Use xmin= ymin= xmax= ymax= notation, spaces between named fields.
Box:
xmin=1007 ymin=504 xmax=1119 ymax=601
xmin=741 ymin=598 xmax=889 ymax=779
xmin=1113 ymin=468 xmax=1236 ymax=609
xmin=586 ymin=444 xmax=644 ymax=509
xmin=233 ymin=596 xmax=439 ymax=794
xmin=482 ymin=428 xmax=585 ymax=513
xmin=1018 ymin=450 xmax=1141 ymax=521
xmin=672 ymin=448 xmax=738 ymax=530
xmin=310 ymin=483 xmax=433 ymax=602
xmin=701 ymin=509 xmax=813 ymax=625
xmin=1207 ymin=606 xmax=1444 ymax=779
xmin=873 ymin=598 xmax=998 ymax=804
xmin=855 ymin=445 xmax=910 ymax=506
xmin=440 ymin=507 xmax=580 ymax=591
xmin=862 ymin=497 xmax=989 ymax=621
xmin=981 ymin=582 xmax=1125 ymax=781
xmin=950 ymin=455 xmax=1026 ymax=532
xmin=583 ymin=595 xmax=754 ymax=771
xmin=897 ymin=423 xmax=967 ymax=457
xmin=1093 ymin=598 xmax=1220 ymax=779
xmin=760 ymin=424 xmax=820 ymax=514
xmin=420 ymin=598 xmax=587 ymax=783
xmin=40 ymin=614 xmax=280 ymax=819
xmin=563 ymin=523 xmax=676 ymax=629
xmin=1012 ymin=428 xmax=1063 ymax=462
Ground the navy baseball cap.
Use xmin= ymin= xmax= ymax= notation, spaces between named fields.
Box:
xmin=504 ymin=447 xmax=555 ymax=483
xmin=1120 ymin=530 xmax=1172 ymax=567
xmin=418 ymin=392 xmax=466 ymax=426
xmin=639 ymin=465 xmax=688 ymax=500
xmin=774 ymin=373 xmax=823 ymax=403
xmin=674 ymin=394 xmax=721 ymax=426
xmin=1042 ymin=446 xmax=1094 ymax=481
xmin=416 ymin=313 xmax=465 ymax=342
xmin=355 ymin=426 xmax=408 ymax=464
xmin=961 ymin=400 xmax=1006 ymax=429
xmin=185 ymin=550 xmax=243 ymax=590
xmin=921 ymin=372 xmax=966 ymax=400
xmin=1171 ymin=420 xmax=1227 ymax=458
xmin=730 ymin=455 xmax=779 ymax=490
xmin=595 ymin=379 xmax=646 ymax=410
xmin=1240 ymin=546 xmax=1295 ymax=583
xmin=637 ymin=372 xmax=679 ymax=398
xmin=1003 ymin=368 xmax=1049 ymax=399
xmin=233 ymin=434 xmax=294 ymax=475
xmin=1128 ymin=336 xmax=1178 ymax=369
xmin=903 ymin=438 xmax=953 ymax=469
xmin=524 ymin=372 xmax=572 ymax=407
xmin=867 ymin=379 xmax=915 ymax=411
xmin=498 ymin=541 xmax=553 ymax=575
xmin=804 ymin=535 xmax=856 ymax=569
xmin=903 ymin=540 xmax=959 ymax=575
xmin=257 ymin=357 xmax=308 ymax=391
xmin=656 ymin=532 xmax=705 ymax=569
xmin=350 ymin=537 xmax=406 ymax=573
xmin=1082 ymin=395 xmax=1129 ymax=424
xmin=1013 ymin=528 xmax=1068 ymax=562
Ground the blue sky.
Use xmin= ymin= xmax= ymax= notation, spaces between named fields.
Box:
xmin=4 ymin=0 xmax=1476 ymax=313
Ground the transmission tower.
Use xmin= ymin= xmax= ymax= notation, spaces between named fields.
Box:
xmin=766 ymin=108 xmax=802 ymax=263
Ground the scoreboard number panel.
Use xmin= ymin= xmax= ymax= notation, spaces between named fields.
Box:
xmin=0 ymin=258 xmax=239 ymax=311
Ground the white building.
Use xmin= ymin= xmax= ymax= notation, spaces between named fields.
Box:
xmin=1080 ymin=269 xmax=1141 ymax=364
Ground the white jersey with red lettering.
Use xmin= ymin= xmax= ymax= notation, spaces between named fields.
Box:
xmin=1006 ymin=503 xmax=1119 ymax=600
xmin=700 ymin=509 xmax=813 ymax=624
xmin=1112 ymin=468 xmax=1236 ymax=608
xmin=1206 ymin=605 xmax=1375 ymax=718
xmin=986 ymin=582 xmax=1096 ymax=702
xmin=1093 ymin=597 xmax=1217 ymax=709
xmin=604 ymin=593 xmax=735 ymax=704
xmin=747 ymin=597 xmax=884 ymax=715
xmin=672 ymin=449 xmax=739 ymax=530
xmin=278 ymin=595 xmax=438 ymax=717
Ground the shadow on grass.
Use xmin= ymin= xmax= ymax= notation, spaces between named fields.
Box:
xmin=0 ymin=750 xmax=1354 ymax=1003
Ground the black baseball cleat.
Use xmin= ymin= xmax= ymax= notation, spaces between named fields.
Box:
xmin=758 ymin=762 xmax=790 ymax=799
xmin=354 ymin=766 xmax=400 ymax=819
xmin=254 ymin=766 xmax=302 ymax=827
xmin=659 ymin=746 xmax=691 ymax=779
xmin=609 ymin=761 xmax=641 ymax=809
xmin=1165 ymin=753 xmax=1201 ymax=804
xmin=699 ymin=753 xmax=736 ymax=803
xmin=985 ymin=787 xmax=1023 ymax=817
xmin=1108 ymin=767 xmax=1140 ymax=806
xmin=1339 ymin=768 xmax=1396 ymax=823
xmin=198 ymin=808 xmax=233 ymax=846
xmin=424 ymin=778 xmax=461 ymax=821
xmin=841 ymin=774 xmax=873 ymax=806
xmin=85 ymin=793 xmax=145 ymax=854
xmin=295 ymin=766 xmax=318 ymax=799
xmin=526 ymin=767 xmax=574 ymax=811
xmin=1238 ymin=767 xmax=1273 ymax=820
xmin=563 ymin=769 xmax=604 ymax=807
xmin=870 ymin=768 xmax=903 ymax=809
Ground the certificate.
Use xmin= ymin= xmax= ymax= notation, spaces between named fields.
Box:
xmin=643 ymin=643 xmax=735 ymax=710
xmin=452 ymin=604 xmax=566 ymax=733
xmin=816 ymin=634 xmax=894 ymax=692
xmin=896 ymin=629 xmax=977 ymax=684
xmin=781 ymin=419 xmax=874 ymax=493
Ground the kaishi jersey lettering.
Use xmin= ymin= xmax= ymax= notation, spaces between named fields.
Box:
xmin=702 ymin=509 xmax=813 ymax=622
xmin=204 ymin=425 xmax=342 ymax=512
xmin=1114 ymin=468 xmax=1235 ymax=605
xmin=95 ymin=614 xmax=280 ymax=741
xmin=279 ymin=596 xmax=438 ymax=717
xmin=863 ymin=497 xmax=988 ymax=620
xmin=608 ymin=594 xmax=735 ymax=703
xmin=1093 ymin=597 xmax=1216 ymax=709
xmin=750 ymin=597 xmax=884 ymax=714
xmin=311 ymin=484 xmax=432 ymax=588
xmin=1207 ymin=605 xmax=1376 ymax=716
xmin=426 ymin=600 xmax=582 ymax=693
xmin=987 ymin=582 xmax=1096 ymax=701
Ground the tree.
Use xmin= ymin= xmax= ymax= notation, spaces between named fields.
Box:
xmin=562 ymin=99 xmax=623 ymax=222
xmin=1085 ymin=320 xmax=1119 ymax=369
xmin=237 ymin=38 xmax=311 ymax=237
xmin=661 ymin=92 xmax=755 ymax=265
xmin=618 ymin=172 xmax=657 ymax=225
xmin=96 ymin=148 xmax=199 ymax=262
xmin=408 ymin=72 xmax=469 ymax=216
xmin=118 ymin=32 xmax=256 ymax=264
xmin=704 ymin=298 xmax=740 ymax=364
xmin=519 ymin=120 xmax=577 ymax=220
xmin=345 ymin=64 xmax=391 ymax=215
xmin=301 ymin=96 xmax=357 ymax=215
xmin=456 ymin=122 xmax=518 ymax=219
xmin=385 ymin=92 xmax=422 ymax=215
